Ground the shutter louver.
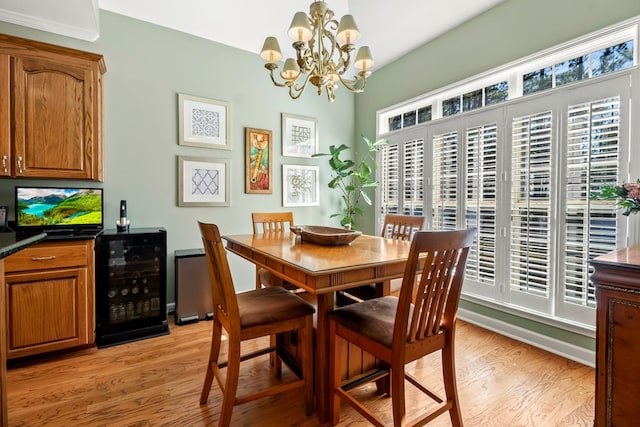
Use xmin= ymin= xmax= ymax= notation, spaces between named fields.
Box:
xmin=466 ymin=124 xmax=497 ymax=285
xmin=564 ymin=96 xmax=620 ymax=308
xmin=403 ymin=139 xmax=424 ymax=216
xmin=380 ymin=144 xmax=399 ymax=216
xmin=510 ymin=111 xmax=553 ymax=297
xmin=433 ymin=131 xmax=458 ymax=230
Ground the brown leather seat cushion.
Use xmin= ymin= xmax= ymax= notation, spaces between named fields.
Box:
xmin=238 ymin=286 xmax=315 ymax=328
xmin=328 ymin=296 xmax=401 ymax=348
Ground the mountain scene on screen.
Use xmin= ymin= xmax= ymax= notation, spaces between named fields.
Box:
xmin=17 ymin=189 xmax=102 ymax=226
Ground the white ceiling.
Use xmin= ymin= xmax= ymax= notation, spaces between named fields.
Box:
xmin=0 ymin=0 xmax=504 ymax=69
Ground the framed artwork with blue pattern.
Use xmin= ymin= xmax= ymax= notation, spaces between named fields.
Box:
xmin=178 ymin=156 xmax=230 ymax=207
xmin=178 ymin=94 xmax=230 ymax=150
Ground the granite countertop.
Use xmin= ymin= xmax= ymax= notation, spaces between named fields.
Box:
xmin=0 ymin=232 xmax=47 ymax=259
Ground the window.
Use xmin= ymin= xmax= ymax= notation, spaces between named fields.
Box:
xmin=378 ymin=23 xmax=636 ymax=135
xmin=379 ymin=75 xmax=632 ymax=329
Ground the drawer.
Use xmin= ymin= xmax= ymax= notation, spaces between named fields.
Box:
xmin=4 ymin=240 xmax=92 ymax=273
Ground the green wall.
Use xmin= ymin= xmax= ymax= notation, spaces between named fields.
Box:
xmin=353 ymin=0 xmax=640 ymax=354
xmin=1 ymin=1 xmax=639 ymax=355
xmin=0 ymin=11 xmax=356 ymax=302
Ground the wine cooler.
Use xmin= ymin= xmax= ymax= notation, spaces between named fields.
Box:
xmin=95 ymin=227 xmax=169 ymax=347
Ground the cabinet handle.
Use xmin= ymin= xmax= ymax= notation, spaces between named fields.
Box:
xmin=1 ymin=155 xmax=6 ymax=173
xmin=17 ymin=156 xmax=23 ymax=174
xmin=31 ymin=256 xmax=56 ymax=261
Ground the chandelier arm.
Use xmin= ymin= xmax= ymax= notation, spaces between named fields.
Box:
xmin=289 ymin=71 xmax=313 ymax=100
xmin=335 ymin=73 xmax=367 ymax=93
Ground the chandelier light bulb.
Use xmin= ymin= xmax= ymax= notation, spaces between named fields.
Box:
xmin=260 ymin=37 xmax=283 ymax=63
xmin=336 ymin=15 xmax=360 ymax=45
xmin=288 ymin=11 xmax=313 ymax=42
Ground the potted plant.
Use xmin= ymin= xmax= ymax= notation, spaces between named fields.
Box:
xmin=313 ymin=136 xmax=387 ymax=229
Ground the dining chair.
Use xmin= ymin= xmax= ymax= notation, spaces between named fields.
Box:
xmin=251 ymin=211 xmax=296 ymax=290
xmin=328 ymin=227 xmax=476 ymax=427
xmin=340 ymin=214 xmax=425 ymax=302
xmin=198 ymin=221 xmax=315 ymax=426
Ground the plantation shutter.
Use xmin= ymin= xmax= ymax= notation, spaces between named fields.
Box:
xmin=380 ymin=144 xmax=399 ymax=216
xmin=432 ymin=131 xmax=458 ymax=230
xmin=403 ymin=139 xmax=424 ymax=216
xmin=466 ymin=123 xmax=497 ymax=285
xmin=563 ymin=96 xmax=620 ymax=309
xmin=510 ymin=111 xmax=553 ymax=310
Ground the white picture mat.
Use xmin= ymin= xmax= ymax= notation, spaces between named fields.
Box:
xmin=282 ymin=164 xmax=319 ymax=207
xmin=282 ymin=113 xmax=318 ymax=158
xmin=178 ymin=94 xmax=230 ymax=149
xmin=178 ymin=156 xmax=229 ymax=206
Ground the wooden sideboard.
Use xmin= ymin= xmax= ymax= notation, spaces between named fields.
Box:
xmin=591 ymin=245 xmax=640 ymax=426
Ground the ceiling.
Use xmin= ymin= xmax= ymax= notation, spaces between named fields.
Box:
xmin=0 ymin=0 xmax=504 ymax=69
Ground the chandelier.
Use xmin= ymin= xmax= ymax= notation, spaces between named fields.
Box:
xmin=260 ymin=1 xmax=373 ymax=102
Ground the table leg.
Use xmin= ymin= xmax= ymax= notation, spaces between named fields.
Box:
xmin=374 ymin=280 xmax=391 ymax=297
xmin=314 ymin=292 xmax=334 ymax=423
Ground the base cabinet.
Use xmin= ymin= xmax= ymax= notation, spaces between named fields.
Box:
xmin=4 ymin=239 xmax=95 ymax=359
xmin=591 ymin=245 xmax=640 ymax=427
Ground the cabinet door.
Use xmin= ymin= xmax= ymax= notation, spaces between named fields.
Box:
xmin=12 ymin=55 xmax=99 ymax=180
xmin=596 ymin=286 xmax=640 ymax=425
xmin=5 ymin=267 xmax=93 ymax=359
xmin=0 ymin=54 xmax=9 ymax=177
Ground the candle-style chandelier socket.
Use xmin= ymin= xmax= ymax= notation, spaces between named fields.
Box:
xmin=260 ymin=1 xmax=373 ymax=102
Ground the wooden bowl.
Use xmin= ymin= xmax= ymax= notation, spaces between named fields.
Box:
xmin=290 ymin=225 xmax=362 ymax=246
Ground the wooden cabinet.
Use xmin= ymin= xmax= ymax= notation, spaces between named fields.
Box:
xmin=0 ymin=33 xmax=105 ymax=181
xmin=591 ymin=245 xmax=640 ymax=427
xmin=3 ymin=239 xmax=95 ymax=359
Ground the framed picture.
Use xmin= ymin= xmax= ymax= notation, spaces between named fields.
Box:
xmin=282 ymin=113 xmax=318 ymax=157
xmin=282 ymin=164 xmax=319 ymax=207
xmin=178 ymin=94 xmax=230 ymax=149
xmin=245 ymin=128 xmax=272 ymax=194
xmin=178 ymin=156 xmax=230 ymax=207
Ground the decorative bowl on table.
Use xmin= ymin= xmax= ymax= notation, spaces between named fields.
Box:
xmin=290 ymin=225 xmax=362 ymax=246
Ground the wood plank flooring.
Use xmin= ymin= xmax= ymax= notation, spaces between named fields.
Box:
xmin=6 ymin=319 xmax=594 ymax=426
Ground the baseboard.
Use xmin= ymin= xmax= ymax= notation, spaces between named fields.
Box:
xmin=458 ymin=308 xmax=595 ymax=367
xmin=166 ymin=302 xmax=175 ymax=314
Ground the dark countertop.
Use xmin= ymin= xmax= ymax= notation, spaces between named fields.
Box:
xmin=0 ymin=232 xmax=47 ymax=259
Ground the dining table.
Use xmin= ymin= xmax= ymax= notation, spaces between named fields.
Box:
xmin=223 ymin=231 xmax=412 ymax=423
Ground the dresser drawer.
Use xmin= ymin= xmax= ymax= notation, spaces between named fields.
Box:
xmin=4 ymin=240 xmax=92 ymax=273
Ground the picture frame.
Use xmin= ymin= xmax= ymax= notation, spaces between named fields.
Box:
xmin=282 ymin=113 xmax=318 ymax=158
xmin=245 ymin=128 xmax=273 ymax=194
xmin=282 ymin=164 xmax=319 ymax=207
xmin=178 ymin=94 xmax=230 ymax=150
xmin=178 ymin=156 xmax=230 ymax=207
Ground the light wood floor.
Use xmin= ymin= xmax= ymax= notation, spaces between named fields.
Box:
xmin=6 ymin=318 xmax=595 ymax=426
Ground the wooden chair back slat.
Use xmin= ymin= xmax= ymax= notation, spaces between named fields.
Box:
xmin=381 ymin=214 xmax=425 ymax=240
xmin=252 ymin=212 xmax=294 ymax=234
xmin=397 ymin=228 xmax=476 ymax=346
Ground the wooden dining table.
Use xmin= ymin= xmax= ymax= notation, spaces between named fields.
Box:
xmin=223 ymin=231 xmax=412 ymax=423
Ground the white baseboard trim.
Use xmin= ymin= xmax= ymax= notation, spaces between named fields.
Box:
xmin=458 ymin=307 xmax=595 ymax=368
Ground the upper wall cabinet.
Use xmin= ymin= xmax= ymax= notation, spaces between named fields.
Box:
xmin=0 ymin=34 xmax=106 ymax=181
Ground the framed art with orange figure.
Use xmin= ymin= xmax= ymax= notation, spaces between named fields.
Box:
xmin=245 ymin=128 xmax=273 ymax=194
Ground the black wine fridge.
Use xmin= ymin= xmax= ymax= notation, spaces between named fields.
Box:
xmin=95 ymin=227 xmax=169 ymax=347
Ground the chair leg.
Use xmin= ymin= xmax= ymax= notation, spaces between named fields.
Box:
xmin=329 ymin=320 xmax=343 ymax=426
xmin=442 ymin=344 xmax=463 ymax=427
xmin=200 ymin=320 xmax=223 ymax=404
xmin=218 ymin=337 xmax=241 ymax=427
xmin=391 ymin=365 xmax=406 ymax=427
xmin=301 ymin=315 xmax=315 ymax=415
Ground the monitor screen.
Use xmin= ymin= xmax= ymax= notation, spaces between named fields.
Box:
xmin=15 ymin=186 xmax=104 ymax=231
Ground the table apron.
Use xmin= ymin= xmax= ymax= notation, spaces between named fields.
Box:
xmin=225 ymin=241 xmax=406 ymax=294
